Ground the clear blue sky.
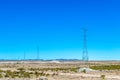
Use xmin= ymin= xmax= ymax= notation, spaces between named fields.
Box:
xmin=0 ymin=0 xmax=120 ymax=60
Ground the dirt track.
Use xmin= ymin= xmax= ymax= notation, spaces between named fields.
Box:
xmin=59 ymin=73 xmax=120 ymax=79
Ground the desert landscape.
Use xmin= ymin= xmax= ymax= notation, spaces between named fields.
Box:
xmin=1 ymin=0 xmax=120 ymax=80
xmin=0 ymin=60 xmax=119 ymax=80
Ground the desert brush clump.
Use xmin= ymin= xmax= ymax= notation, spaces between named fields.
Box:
xmin=101 ymin=75 xmax=106 ymax=80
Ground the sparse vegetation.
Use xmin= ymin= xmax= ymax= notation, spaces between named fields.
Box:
xmin=82 ymin=69 xmax=86 ymax=73
xmin=101 ymin=75 xmax=106 ymax=80
xmin=0 ymin=61 xmax=119 ymax=80
xmin=90 ymin=65 xmax=120 ymax=70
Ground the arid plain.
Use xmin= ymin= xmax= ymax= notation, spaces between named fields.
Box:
xmin=0 ymin=61 xmax=120 ymax=80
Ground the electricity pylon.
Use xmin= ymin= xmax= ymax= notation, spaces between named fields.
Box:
xmin=82 ymin=28 xmax=89 ymax=61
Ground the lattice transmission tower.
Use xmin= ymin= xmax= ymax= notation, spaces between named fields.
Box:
xmin=82 ymin=28 xmax=89 ymax=61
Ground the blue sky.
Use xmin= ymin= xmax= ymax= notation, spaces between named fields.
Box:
xmin=0 ymin=0 xmax=120 ymax=60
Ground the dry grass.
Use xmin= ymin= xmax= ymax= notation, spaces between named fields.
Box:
xmin=0 ymin=61 xmax=119 ymax=80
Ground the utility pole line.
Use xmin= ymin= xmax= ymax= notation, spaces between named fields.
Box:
xmin=37 ymin=45 xmax=39 ymax=60
xmin=24 ymin=51 xmax=26 ymax=61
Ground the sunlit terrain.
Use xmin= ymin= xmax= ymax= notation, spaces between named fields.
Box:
xmin=0 ymin=60 xmax=120 ymax=80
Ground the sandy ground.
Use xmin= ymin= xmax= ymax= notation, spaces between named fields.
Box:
xmin=0 ymin=61 xmax=120 ymax=80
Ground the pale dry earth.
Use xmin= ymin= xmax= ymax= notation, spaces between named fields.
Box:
xmin=0 ymin=61 xmax=119 ymax=80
